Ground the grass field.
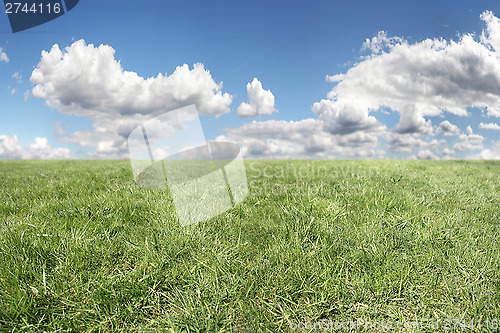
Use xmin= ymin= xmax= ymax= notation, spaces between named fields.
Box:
xmin=0 ymin=160 xmax=499 ymax=332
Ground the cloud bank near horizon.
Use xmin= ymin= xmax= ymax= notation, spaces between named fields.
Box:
xmin=2 ymin=12 xmax=500 ymax=160
xmin=220 ymin=10 xmax=500 ymax=159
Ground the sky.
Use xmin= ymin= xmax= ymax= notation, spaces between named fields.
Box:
xmin=1 ymin=0 xmax=500 ymax=160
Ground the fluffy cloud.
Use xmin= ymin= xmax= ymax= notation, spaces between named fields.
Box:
xmin=480 ymin=11 xmax=500 ymax=51
xmin=0 ymin=47 xmax=8 ymax=63
xmin=30 ymin=40 xmax=233 ymax=158
xmin=237 ymin=78 xmax=278 ymax=117
xmin=386 ymin=133 xmax=440 ymax=154
xmin=440 ymin=148 xmax=455 ymax=158
xmin=312 ymin=98 xmax=385 ymax=134
xmin=417 ymin=149 xmax=438 ymax=160
xmin=0 ymin=135 xmax=72 ymax=159
xmin=31 ymin=40 xmax=232 ymax=117
xmin=218 ymin=11 xmax=500 ymax=159
xmin=453 ymin=133 xmax=485 ymax=152
xmin=216 ymin=119 xmax=385 ymax=159
xmin=25 ymin=137 xmax=73 ymax=159
xmin=0 ymin=135 xmax=22 ymax=159
xmin=473 ymin=141 xmax=500 ymax=159
xmin=394 ymin=111 xmax=433 ymax=135
xmin=319 ymin=11 xmax=500 ymax=140
xmin=437 ymin=120 xmax=460 ymax=136
xmin=26 ymin=12 xmax=500 ymax=160
xmin=479 ymin=122 xmax=500 ymax=130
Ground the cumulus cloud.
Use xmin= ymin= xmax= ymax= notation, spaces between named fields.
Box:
xmin=237 ymin=78 xmax=278 ymax=117
xmin=464 ymin=133 xmax=485 ymax=144
xmin=394 ymin=111 xmax=433 ymax=135
xmin=437 ymin=120 xmax=460 ymax=135
xmin=25 ymin=12 xmax=500 ymax=160
xmin=30 ymin=39 xmax=233 ymax=158
xmin=217 ymin=11 xmax=500 ymax=159
xmin=0 ymin=135 xmax=72 ymax=159
xmin=440 ymin=148 xmax=455 ymax=158
xmin=453 ymin=133 xmax=485 ymax=152
xmin=318 ymin=10 xmax=500 ymax=141
xmin=0 ymin=135 xmax=22 ymax=159
xmin=0 ymin=47 xmax=8 ymax=63
xmin=480 ymin=11 xmax=500 ymax=51
xmin=25 ymin=137 xmax=73 ymax=159
xmin=312 ymin=98 xmax=385 ymax=134
xmin=479 ymin=122 xmax=500 ymax=130
xmin=386 ymin=133 xmax=440 ymax=154
xmin=31 ymin=40 xmax=232 ymax=117
xmin=216 ymin=119 xmax=385 ymax=159
xmin=473 ymin=141 xmax=500 ymax=159
xmin=417 ymin=149 xmax=438 ymax=160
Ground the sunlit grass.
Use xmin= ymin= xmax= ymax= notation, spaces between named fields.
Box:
xmin=0 ymin=160 xmax=499 ymax=332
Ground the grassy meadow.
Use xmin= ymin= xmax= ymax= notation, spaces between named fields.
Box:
xmin=0 ymin=160 xmax=499 ymax=332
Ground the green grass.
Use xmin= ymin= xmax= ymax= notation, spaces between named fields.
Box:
xmin=0 ymin=160 xmax=499 ymax=332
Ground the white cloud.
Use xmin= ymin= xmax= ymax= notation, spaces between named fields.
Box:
xmin=220 ymin=11 xmax=500 ymax=159
xmin=312 ymin=98 xmax=385 ymax=134
xmin=0 ymin=135 xmax=22 ymax=159
xmin=317 ymin=11 xmax=500 ymax=139
xmin=461 ymin=133 xmax=484 ymax=144
xmin=466 ymin=125 xmax=473 ymax=134
xmin=479 ymin=122 xmax=500 ymax=130
xmin=436 ymin=120 xmax=460 ymax=135
xmin=480 ymin=11 xmax=500 ymax=51
xmin=473 ymin=141 xmax=500 ymax=159
xmin=31 ymin=40 xmax=232 ymax=117
xmin=453 ymin=133 xmax=485 ymax=152
xmin=54 ymin=121 xmax=134 ymax=159
xmin=10 ymin=88 xmax=15 ymax=95
xmin=25 ymin=137 xmax=73 ymax=159
xmin=326 ymin=74 xmax=345 ymax=82
xmin=12 ymin=72 xmax=22 ymax=83
xmin=386 ymin=133 xmax=440 ymax=153
xmin=440 ymin=148 xmax=455 ymax=158
xmin=237 ymin=78 xmax=278 ymax=117
xmin=24 ymin=13 xmax=500 ymax=160
xmin=0 ymin=47 xmax=8 ymax=63
xmin=216 ymin=119 xmax=385 ymax=159
xmin=394 ymin=111 xmax=433 ymax=135
xmin=362 ymin=31 xmax=403 ymax=54
xmin=0 ymin=135 xmax=72 ymax=159
xmin=30 ymin=39 xmax=233 ymax=158
xmin=417 ymin=149 xmax=438 ymax=160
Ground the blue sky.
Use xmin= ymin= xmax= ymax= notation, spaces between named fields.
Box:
xmin=1 ymin=0 xmax=500 ymax=159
